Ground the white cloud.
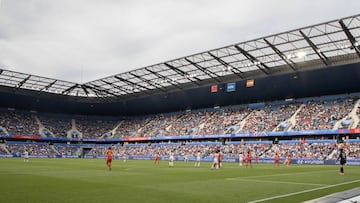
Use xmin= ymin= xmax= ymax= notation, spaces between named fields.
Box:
xmin=0 ymin=0 xmax=359 ymax=83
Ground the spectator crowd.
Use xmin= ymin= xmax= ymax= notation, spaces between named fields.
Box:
xmin=0 ymin=96 xmax=358 ymax=139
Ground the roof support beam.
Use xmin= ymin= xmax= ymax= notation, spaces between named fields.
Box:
xmin=299 ymin=30 xmax=330 ymax=66
xmin=80 ymin=85 xmax=90 ymax=96
xmin=40 ymin=80 xmax=57 ymax=91
xmin=83 ymin=84 xmax=118 ymax=97
xmin=185 ymin=58 xmax=221 ymax=83
xmin=339 ymin=19 xmax=360 ymax=58
xmin=234 ymin=45 xmax=270 ymax=75
xmin=145 ymin=68 xmax=183 ymax=90
xmin=207 ymin=52 xmax=245 ymax=79
xmin=264 ymin=39 xmax=297 ymax=71
xmin=114 ymin=75 xmax=152 ymax=92
xmin=128 ymin=72 xmax=166 ymax=92
xmin=61 ymin=84 xmax=79 ymax=95
xmin=164 ymin=63 xmax=201 ymax=86
xmin=17 ymin=75 xmax=31 ymax=88
xmin=101 ymin=79 xmax=132 ymax=95
xmin=81 ymin=85 xmax=112 ymax=101
xmin=91 ymin=90 xmax=104 ymax=98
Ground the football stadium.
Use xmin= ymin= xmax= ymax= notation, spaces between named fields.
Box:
xmin=0 ymin=4 xmax=360 ymax=203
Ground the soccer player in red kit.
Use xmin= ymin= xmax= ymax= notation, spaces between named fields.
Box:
xmin=246 ymin=150 xmax=252 ymax=168
xmin=255 ymin=154 xmax=259 ymax=164
xmin=154 ymin=152 xmax=160 ymax=165
xmin=274 ymin=152 xmax=280 ymax=167
xmin=286 ymin=154 xmax=292 ymax=167
xmin=106 ymin=147 xmax=113 ymax=171
xmin=217 ymin=150 xmax=222 ymax=169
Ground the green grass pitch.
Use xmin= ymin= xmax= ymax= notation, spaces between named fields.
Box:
xmin=0 ymin=158 xmax=359 ymax=203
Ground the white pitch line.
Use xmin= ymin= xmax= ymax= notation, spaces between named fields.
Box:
xmin=226 ymin=169 xmax=334 ymax=180
xmin=227 ymin=179 xmax=326 ymax=186
xmin=247 ymin=179 xmax=360 ymax=203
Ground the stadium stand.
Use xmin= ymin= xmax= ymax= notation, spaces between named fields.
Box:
xmin=5 ymin=142 xmax=56 ymax=157
xmin=53 ymin=143 xmax=80 ymax=157
xmin=0 ymin=94 xmax=358 ymax=139
xmin=0 ymin=110 xmax=39 ymax=136
xmin=37 ymin=114 xmax=72 ymax=138
xmin=241 ymin=103 xmax=300 ymax=133
xmin=293 ymin=97 xmax=356 ymax=131
xmin=74 ymin=117 xmax=120 ymax=139
xmin=1 ymin=140 xmax=359 ymax=164
xmin=1 ymin=93 xmax=358 ymax=167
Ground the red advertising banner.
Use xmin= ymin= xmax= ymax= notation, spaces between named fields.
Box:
xmin=13 ymin=135 xmax=41 ymax=140
xmin=349 ymin=128 xmax=360 ymax=134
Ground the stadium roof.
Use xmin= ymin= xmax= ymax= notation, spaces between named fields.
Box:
xmin=1 ymin=14 xmax=360 ymax=101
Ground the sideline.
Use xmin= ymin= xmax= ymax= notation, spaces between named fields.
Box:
xmin=248 ymin=179 xmax=360 ymax=203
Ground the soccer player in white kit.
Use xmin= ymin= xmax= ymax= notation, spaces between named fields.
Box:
xmin=239 ymin=153 xmax=243 ymax=167
xmin=23 ymin=150 xmax=29 ymax=162
xmin=169 ymin=152 xmax=174 ymax=167
xmin=194 ymin=151 xmax=201 ymax=167
xmin=184 ymin=154 xmax=188 ymax=163
xmin=211 ymin=152 xmax=218 ymax=169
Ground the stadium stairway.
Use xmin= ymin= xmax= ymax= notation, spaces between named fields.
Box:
xmin=333 ymin=99 xmax=360 ymax=129
xmin=104 ymin=120 xmax=124 ymax=138
xmin=194 ymin=111 xmax=216 ymax=135
xmin=50 ymin=145 xmax=60 ymax=156
xmin=273 ymin=104 xmax=304 ymax=132
xmin=100 ymin=121 xmax=124 ymax=139
xmin=0 ymin=125 xmax=9 ymax=136
xmin=233 ymin=111 xmax=253 ymax=133
xmin=136 ymin=119 xmax=151 ymax=136
xmin=0 ymin=143 xmax=11 ymax=155
xmin=286 ymin=104 xmax=305 ymax=132
xmin=258 ymin=144 xmax=273 ymax=157
xmin=350 ymin=99 xmax=360 ymax=128
xmin=35 ymin=116 xmax=56 ymax=137
xmin=67 ymin=119 xmax=83 ymax=138
xmin=34 ymin=116 xmax=44 ymax=135
xmin=326 ymin=147 xmax=338 ymax=160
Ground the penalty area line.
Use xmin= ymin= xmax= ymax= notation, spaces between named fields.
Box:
xmin=247 ymin=179 xmax=360 ymax=203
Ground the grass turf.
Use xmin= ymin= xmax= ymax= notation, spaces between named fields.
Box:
xmin=0 ymin=158 xmax=359 ymax=203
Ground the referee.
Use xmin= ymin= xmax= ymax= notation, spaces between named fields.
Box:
xmin=337 ymin=148 xmax=347 ymax=175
